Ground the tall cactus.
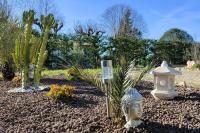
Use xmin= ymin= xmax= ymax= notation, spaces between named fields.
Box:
xmin=12 ymin=10 xmax=36 ymax=89
xmin=33 ymin=14 xmax=55 ymax=87
xmin=12 ymin=10 xmax=55 ymax=90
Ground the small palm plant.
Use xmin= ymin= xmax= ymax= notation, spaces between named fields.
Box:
xmin=75 ymin=57 xmax=154 ymax=120
xmin=106 ymin=58 xmax=153 ymax=118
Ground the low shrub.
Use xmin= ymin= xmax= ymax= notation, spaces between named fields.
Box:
xmin=11 ymin=76 xmax=21 ymax=86
xmin=46 ymin=84 xmax=75 ymax=100
xmin=191 ymin=64 xmax=200 ymax=70
xmin=67 ymin=67 xmax=81 ymax=81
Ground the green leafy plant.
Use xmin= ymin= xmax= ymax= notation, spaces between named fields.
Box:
xmin=67 ymin=67 xmax=81 ymax=81
xmin=191 ymin=64 xmax=200 ymax=70
xmin=46 ymin=84 xmax=75 ymax=100
xmin=0 ymin=0 xmax=18 ymax=81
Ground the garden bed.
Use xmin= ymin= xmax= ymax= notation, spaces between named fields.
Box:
xmin=0 ymin=76 xmax=200 ymax=133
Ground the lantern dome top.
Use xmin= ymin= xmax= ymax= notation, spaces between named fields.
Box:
xmin=150 ymin=61 xmax=181 ymax=75
xmin=122 ymin=88 xmax=143 ymax=104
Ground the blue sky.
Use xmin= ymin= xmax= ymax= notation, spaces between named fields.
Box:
xmin=11 ymin=0 xmax=200 ymax=41
xmin=53 ymin=0 xmax=200 ymax=41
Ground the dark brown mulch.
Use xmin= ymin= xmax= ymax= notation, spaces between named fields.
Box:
xmin=0 ymin=76 xmax=200 ymax=133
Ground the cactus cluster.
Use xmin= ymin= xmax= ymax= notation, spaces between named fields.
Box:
xmin=12 ymin=10 xmax=55 ymax=89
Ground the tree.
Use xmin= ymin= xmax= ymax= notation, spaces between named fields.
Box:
xmin=191 ymin=42 xmax=200 ymax=62
xmin=118 ymin=9 xmax=142 ymax=38
xmin=107 ymin=37 xmax=148 ymax=66
xmin=160 ymin=28 xmax=193 ymax=43
xmin=45 ymin=33 xmax=72 ymax=69
xmin=158 ymin=28 xmax=194 ymax=64
xmin=12 ymin=0 xmax=64 ymax=29
xmin=73 ymin=22 xmax=105 ymax=68
xmin=0 ymin=0 xmax=18 ymax=80
xmin=102 ymin=4 xmax=146 ymax=38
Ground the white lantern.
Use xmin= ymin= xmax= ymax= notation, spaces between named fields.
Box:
xmin=150 ymin=61 xmax=181 ymax=100
xmin=122 ymin=88 xmax=144 ymax=129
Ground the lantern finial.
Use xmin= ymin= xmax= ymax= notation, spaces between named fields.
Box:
xmin=161 ymin=61 xmax=168 ymax=67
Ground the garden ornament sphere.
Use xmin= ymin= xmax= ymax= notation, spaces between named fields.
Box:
xmin=121 ymin=88 xmax=144 ymax=129
xmin=150 ymin=61 xmax=182 ymax=100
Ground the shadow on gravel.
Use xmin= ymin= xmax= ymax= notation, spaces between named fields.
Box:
xmin=173 ymin=92 xmax=200 ymax=102
xmin=130 ymin=120 xmax=200 ymax=133
xmin=75 ymin=88 xmax=105 ymax=96
xmin=41 ymin=78 xmax=89 ymax=87
xmin=58 ymin=96 xmax=98 ymax=108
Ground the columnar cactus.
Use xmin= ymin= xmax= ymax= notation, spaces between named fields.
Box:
xmin=12 ymin=10 xmax=36 ymax=89
xmin=33 ymin=14 xmax=55 ymax=87
xmin=12 ymin=10 xmax=55 ymax=90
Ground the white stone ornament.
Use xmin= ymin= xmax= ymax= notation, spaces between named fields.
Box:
xmin=150 ymin=61 xmax=182 ymax=100
xmin=121 ymin=88 xmax=144 ymax=129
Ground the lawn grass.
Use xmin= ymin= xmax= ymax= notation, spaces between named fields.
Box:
xmin=42 ymin=69 xmax=69 ymax=77
xmin=42 ymin=67 xmax=200 ymax=88
xmin=42 ymin=68 xmax=101 ymax=78
xmin=1 ymin=67 xmax=197 ymax=88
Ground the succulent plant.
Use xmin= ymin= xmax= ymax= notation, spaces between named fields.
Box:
xmin=12 ymin=10 xmax=36 ymax=89
xmin=12 ymin=10 xmax=55 ymax=89
xmin=33 ymin=14 xmax=55 ymax=87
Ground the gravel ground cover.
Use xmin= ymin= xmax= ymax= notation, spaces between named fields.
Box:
xmin=0 ymin=76 xmax=200 ymax=133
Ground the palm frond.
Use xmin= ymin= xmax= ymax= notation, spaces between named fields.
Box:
xmin=74 ymin=59 xmax=154 ymax=118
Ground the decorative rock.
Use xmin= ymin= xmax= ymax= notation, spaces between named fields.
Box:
xmin=150 ymin=61 xmax=181 ymax=100
xmin=7 ymin=85 xmax=50 ymax=93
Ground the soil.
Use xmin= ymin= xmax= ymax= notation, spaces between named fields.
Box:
xmin=0 ymin=76 xmax=200 ymax=133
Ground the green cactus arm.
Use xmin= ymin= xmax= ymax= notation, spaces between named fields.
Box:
xmin=12 ymin=38 xmax=21 ymax=68
xmin=33 ymin=13 xmax=56 ymax=87
xmin=30 ymin=36 xmax=41 ymax=65
xmin=34 ymin=51 xmax=48 ymax=85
